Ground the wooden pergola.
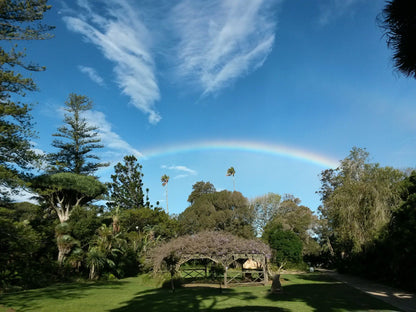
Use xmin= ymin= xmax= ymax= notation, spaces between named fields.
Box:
xmin=151 ymin=231 xmax=272 ymax=287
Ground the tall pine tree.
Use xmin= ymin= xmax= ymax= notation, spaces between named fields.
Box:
xmin=107 ymin=155 xmax=145 ymax=210
xmin=48 ymin=93 xmax=108 ymax=175
xmin=0 ymin=0 xmax=53 ymax=201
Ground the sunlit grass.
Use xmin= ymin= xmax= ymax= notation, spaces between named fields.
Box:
xmin=0 ymin=273 xmax=399 ymax=312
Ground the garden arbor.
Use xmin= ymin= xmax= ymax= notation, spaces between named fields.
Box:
xmin=151 ymin=231 xmax=271 ymax=287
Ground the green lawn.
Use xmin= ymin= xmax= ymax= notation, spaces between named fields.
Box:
xmin=0 ymin=273 xmax=400 ymax=312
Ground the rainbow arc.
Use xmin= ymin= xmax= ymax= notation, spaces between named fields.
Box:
xmin=141 ymin=140 xmax=339 ymax=168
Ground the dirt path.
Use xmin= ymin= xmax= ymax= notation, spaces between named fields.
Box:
xmin=319 ymin=270 xmax=416 ymax=312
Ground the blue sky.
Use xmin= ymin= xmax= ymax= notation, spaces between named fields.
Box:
xmin=17 ymin=0 xmax=416 ymax=214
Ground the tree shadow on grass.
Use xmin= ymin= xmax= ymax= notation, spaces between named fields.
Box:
xmin=267 ymin=274 xmax=400 ymax=311
xmin=110 ymin=286 xmax=290 ymax=312
xmin=110 ymin=274 xmax=399 ymax=312
xmin=0 ymin=280 xmax=128 ymax=312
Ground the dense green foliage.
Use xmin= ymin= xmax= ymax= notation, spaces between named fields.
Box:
xmin=0 ymin=0 xmax=53 ymax=201
xmin=179 ymin=188 xmax=255 ymax=238
xmin=48 ymin=93 xmax=108 ymax=175
xmin=119 ymin=207 xmax=177 ymax=238
xmin=31 ymin=172 xmax=106 ymax=263
xmin=0 ymin=202 xmax=56 ymax=290
xmin=316 ymin=147 xmax=416 ymax=291
xmin=263 ymin=224 xmax=303 ymax=268
xmin=318 ymin=147 xmax=404 ymax=256
xmin=336 ymin=171 xmax=416 ymax=291
xmin=385 ymin=174 xmax=416 ymax=290
xmin=187 ymin=181 xmax=216 ymax=204
xmin=262 ymin=195 xmax=319 ymax=259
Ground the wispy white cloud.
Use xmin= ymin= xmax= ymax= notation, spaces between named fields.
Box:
xmin=318 ymin=0 xmax=362 ymax=26
xmin=84 ymin=110 xmax=143 ymax=159
xmin=62 ymin=0 xmax=278 ymax=120
xmin=78 ymin=65 xmax=105 ymax=86
xmin=63 ymin=0 xmax=161 ymax=124
xmin=161 ymin=164 xmax=197 ymax=179
xmin=170 ymin=0 xmax=277 ymax=96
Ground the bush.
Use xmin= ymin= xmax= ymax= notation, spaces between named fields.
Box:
xmin=263 ymin=224 xmax=303 ymax=268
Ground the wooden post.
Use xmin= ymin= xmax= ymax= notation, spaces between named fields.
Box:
xmin=224 ymin=266 xmax=228 ymax=288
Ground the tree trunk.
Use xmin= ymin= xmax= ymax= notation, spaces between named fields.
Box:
xmin=89 ymin=265 xmax=96 ymax=280
xmin=170 ymin=270 xmax=175 ymax=293
xmin=57 ymin=239 xmax=71 ymax=265
xmin=58 ymin=248 xmax=65 ymax=264
xmin=263 ymin=257 xmax=268 ymax=285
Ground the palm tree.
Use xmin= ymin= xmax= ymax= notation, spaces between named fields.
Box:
xmin=161 ymin=174 xmax=170 ymax=214
xmin=86 ymin=246 xmax=108 ymax=280
xmin=226 ymin=166 xmax=236 ymax=192
xmin=86 ymin=224 xmax=122 ymax=280
xmin=379 ymin=0 xmax=416 ymax=78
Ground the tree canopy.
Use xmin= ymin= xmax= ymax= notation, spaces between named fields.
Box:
xmin=179 ymin=189 xmax=254 ymax=238
xmin=107 ymin=155 xmax=145 ymax=210
xmin=318 ymin=147 xmax=404 ymax=255
xmin=187 ymin=181 xmax=216 ymax=204
xmin=263 ymin=223 xmax=303 ymax=269
xmin=32 ymin=172 xmax=106 ymax=223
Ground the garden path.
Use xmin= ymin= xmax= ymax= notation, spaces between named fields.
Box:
xmin=319 ymin=269 xmax=416 ymax=312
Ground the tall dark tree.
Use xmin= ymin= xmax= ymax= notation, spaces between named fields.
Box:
xmin=379 ymin=0 xmax=416 ymax=78
xmin=0 ymin=0 xmax=53 ymax=200
xmin=383 ymin=171 xmax=416 ymax=290
xmin=48 ymin=93 xmax=108 ymax=175
xmin=107 ymin=155 xmax=145 ymax=210
xmin=262 ymin=223 xmax=303 ymax=271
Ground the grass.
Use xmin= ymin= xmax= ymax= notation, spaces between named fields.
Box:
xmin=0 ymin=273 xmax=400 ymax=312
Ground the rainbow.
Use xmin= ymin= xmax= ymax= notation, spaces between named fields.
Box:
xmin=140 ymin=140 xmax=339 ymax=168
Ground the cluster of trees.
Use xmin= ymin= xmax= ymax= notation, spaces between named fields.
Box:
xmin=1 ymin=90 xmax=175 ymax=288
xmin=0 ymin=1 xmax=175 ymax=290
xmin=317 ymin=147 xmax=416 ymax=291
